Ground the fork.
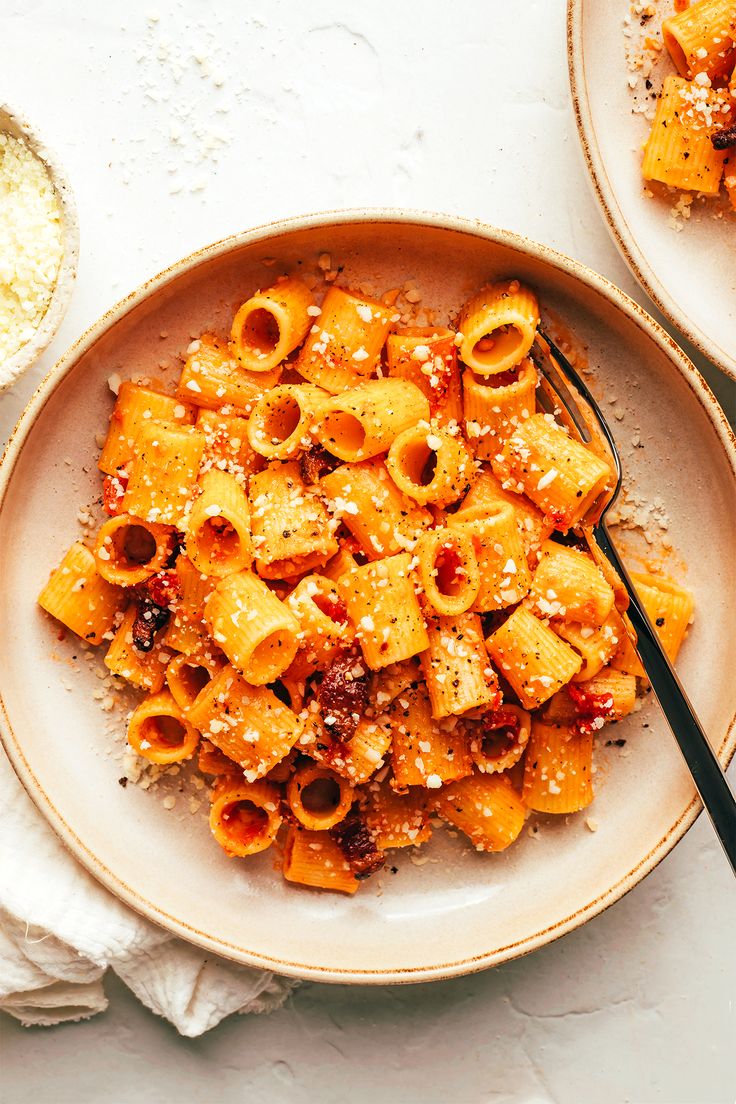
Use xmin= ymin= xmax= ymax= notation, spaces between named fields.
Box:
xmin=531 ymin=330 xmax=736 ymax=874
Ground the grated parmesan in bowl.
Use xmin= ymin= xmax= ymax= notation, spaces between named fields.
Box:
xmin=0 ymin=104 xmax=78 ymax=393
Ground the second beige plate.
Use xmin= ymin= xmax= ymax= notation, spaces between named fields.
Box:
xmin=1 ymin=211 xmax=735 ymax=982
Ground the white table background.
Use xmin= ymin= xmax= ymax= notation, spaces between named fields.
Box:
xmin=1 ymin=2 xmax=734 ymax=1101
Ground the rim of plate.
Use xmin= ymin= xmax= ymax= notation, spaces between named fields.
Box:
xmin=0 ymin=102 xmax=80 ymax=393
xmin=566 ymin=0 xmax=736 ymax=384
xmin=1 ymin=208 xmax=735 ymax=984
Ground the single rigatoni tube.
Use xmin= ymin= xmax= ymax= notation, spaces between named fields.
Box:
xmin=94 ymin=513 xmax=175 ymax=587
xmin=210 ymin=779 xmax=283 ymax=857
xmin=38 ymin=541 xmax=125 ymax=645
xmin=612 ymin=572 xmax=695 ymax=678
xmin=457 ymin=280 xmax=539 ymax=376
xmin=249 ymin=461 xmax=338 ymax=579
xmin=313 ymin=379 xmax=430 ymax=463
xmin=205 ymin=571 xmax=299 ymax=684
xmin=555 ymin=610 xmax=625 ymax=683
xmin=98 ymin=382 xmax=195 ymax=476
xmin=522 ymin=722 xmax=594 ymax=814
xmin=286 ymin=762 xmax=354 ymax=831
xmin=642 ymin=75 xmax=729 ymax=194
xmin=165 ymin=651 xmax=224 ymax=712
xmin=247 ymin=383 xmax=329 ymax=460
xmin=177 ymin=333 xmax=281 ymax=414
xmin=486 ymin=605 xmax=582 ymax=710
xmin=285 ymin=574 xmax=354 ymax=679
xmin=388 ymin=682 xmax=473 ymax=788
xmin=450 ymin=502 xmax=532 ymax=612
xmin=104 ymin=606 xmax=171 ymax=692
xmin=186 ymin=470 xmax=252 ymax=578
xmin=364 ymin=780 xmax=432 ymax=849
xmin=320 ymin=459 xmax=431 ymax=560
xmin=414 ymin=526 xmax=480 ymax=617
xmin=122 ymin=422 xmax=206 ymax=526
xmin=307 ymin=715 xmax=394 ymax=786
xmin=386 ymin=423 xmax=472 ymax=506
xmin=527 ymin=541 xmax=615 ymax=626
xmin=282 ymin=826 xmax=359 ymax=894
xmin=662 ymin=0 xmax=735 ymax=79
xmin=465 ymin=704 xmax=531 ymax=774
xmin=188 ymin=664 xmax=303 ymax=780
xmin=386 ymin=326 xmax=463 ymax=424
xmin=457 ymin=468 xmax=554 ymax=560
xmin=295 ymin=286 xmax=393 ymax=393
xmin=338 ymin=553 xmax=429 ymax=670
xmin=430 ymin=772 xmax=526 ymax=851
xmin=127 ymin=689 xmax=200 ymax=765
xmin=462 ymin=357 xmax=537 ymax=460
xmin=420 ymin=611 xmax=501 ymax=719
xmin=492 ymin=413 xmax=611 ymax=530
xmin=230 ymin=277 xmax=314 ymax=373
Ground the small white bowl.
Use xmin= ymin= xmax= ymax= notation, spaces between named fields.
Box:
xmin=0 ymin=104 xmax=79 ymax=393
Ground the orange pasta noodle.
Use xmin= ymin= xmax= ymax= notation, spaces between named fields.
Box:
xmin=386 ymin=325 xmax=463 ymax=424
xmin=186 ymin=469 xmax=252 ymax=578
xmin=230 ymin=277 xmax=314 ymax=373
xmin=457 ymin=468 xmax=554 ymax=560
xmin=338 ymin=553 xmax=429 ymax=670
xmin=94 ymin=513 xmax=175 ymax=587
xmin=450 ymin=502 xmax=532 ymax=612
xmin=522 ymin=721 xmax=594 ymax=814
xmin=662 ymin=0 xmax=736 ymax=80
xmin=388 ymin=682 xmax=473 ymax=789
xmin=165 ymin=650 xmax=224 ymax=712
xmin=98 ymin=382 xmax=196 ymax=476
xmin=385 ymin=423 xmax=472 ymax=506
xmin=249 ymin=461 xmax=338 ymax=579
xmin=413 ymin=526 xmax=480 ymax=617
xmin=430 ymin=771 xmax=526 ymax=851
xmin=486 ymin=605 xmax=582 ymax=710
xmin=492 ymin=413 xmax=611 ymax=530
xmin=104 ymin=606 xmax=171 ymax=692
xmin=295 ymin=286 xmax=393 ymax=393
xmin=247 ymin=383 xmax=329 ymax=460
xmin=457 ymin=280 xmax=539 ymax=377
xmin=642 ymin=75 xmax=730 ymax=194
xmin=285 ymin=574 xmax=354 ymax=679
xmin=320 ymin=458 xmax=431 ymax=560
xmin=542 ymin=667 xmax=637 ymax=728
xmin=188 ymin=664 xmax=303 ymax=781
xmin=210 ymin=779 xmax=282 ymax=857
xmin=527 ymin=541 xmax=615 ymax=626
xmin=204 ymin=571 xmax=299 ymax=685
xmin=313 ymin=379 xmax=430 ymax=462
xmin=462 ymin=357 xmax=537 ymax=461
xmin=127 ymin=689 xmax=200 ymax=765
xmin=554 ymin=610 xmax=625 ymax=683
xmin=177 ymin=333 xmax=281 ymax=414
xmin=421 ymin=611 xmax=501 ymax=719
xmin=38 ymin=541 xmax=125 ymax=645
xmin=160 ymin=555 xmax=214 ymax=655
xmin=286 ymin=762 xmax=354 ymax=831
xmin=195 ymin=408 xmax=262 ymax=480
xmin=282 ymin=826 xmax=359 ymax=894
xmin=465 ymin=704 xmax=531 ymax=775
xmin=122 ymin=422 xmax=206 ymax=526
xmin=612 ymin=572 xmax=695 ymax=678
xmin=363 ymin=778 xmax=432 ymax=848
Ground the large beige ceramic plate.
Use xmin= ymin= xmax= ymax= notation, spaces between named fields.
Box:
xmin=1 ymin=211 xmax=735 ymax=983
xmin=568 ymin=0 xmax=736 ymax=382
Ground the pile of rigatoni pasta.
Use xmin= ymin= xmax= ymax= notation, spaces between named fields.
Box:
xmin=38 ymin=273 xmax=694 ymax=893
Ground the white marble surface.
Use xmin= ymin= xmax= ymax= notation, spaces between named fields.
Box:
xmin=0 ymin=1 xmax=734 ymax=1101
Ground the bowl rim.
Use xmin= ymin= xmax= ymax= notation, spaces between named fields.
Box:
xmin=566 ymin=0 xmax=736 ymax=384
xmin=1 ymin=207 xmax=734 ymax=983
xmin=0 ymin=103 xmax=80 ymax=392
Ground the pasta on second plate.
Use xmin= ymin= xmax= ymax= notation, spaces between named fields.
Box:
xmin=37 ymin=271 xmax=695 ymax=894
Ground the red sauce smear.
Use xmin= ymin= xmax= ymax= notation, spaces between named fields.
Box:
xmin=464 ymin=705 xmax=521 ymax=760
xmin=435 ymin=543 xmax=465 ymax=594
xmin=567 ymin=683 xmax=615 ymax=737
xmin=102 ymin=470 xmax=129 ymax=516
xmin=313 ymin=594 xmax=349 ymax=625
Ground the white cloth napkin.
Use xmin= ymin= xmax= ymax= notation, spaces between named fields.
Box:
xmin=0 ymin=750 xmax=296 ymax=1036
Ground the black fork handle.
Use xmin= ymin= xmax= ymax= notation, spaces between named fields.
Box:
xmin=594 ymin=522 xmax=736 ymax=875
